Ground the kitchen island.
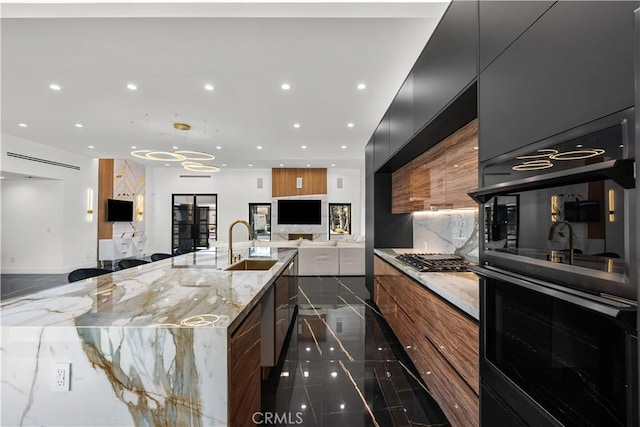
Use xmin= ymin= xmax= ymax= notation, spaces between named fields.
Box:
xmin=0 ymin=247 xmax=297 ymax=427
xmin=373 ymin=248 xmax=479 ymax=427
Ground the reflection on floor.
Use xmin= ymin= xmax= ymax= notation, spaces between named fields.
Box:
xmin=0 ymin=273 xmax=69 ymax=300
xmin=263 ymin=276 xmax=450 ymax=427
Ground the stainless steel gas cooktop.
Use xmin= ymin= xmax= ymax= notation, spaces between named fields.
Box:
xmin=395 ymin=253 xmax=469 ymax=272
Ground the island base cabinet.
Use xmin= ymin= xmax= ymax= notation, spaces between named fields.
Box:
xmin=229 ymin=303 xmax=261 ymax=427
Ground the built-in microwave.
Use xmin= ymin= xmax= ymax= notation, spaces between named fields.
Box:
xmin=469 ymin=108 xmax=636 ymax=302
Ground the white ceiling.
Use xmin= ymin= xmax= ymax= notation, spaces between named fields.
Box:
xmin=1 ymin=1 xmax=449 ymax=172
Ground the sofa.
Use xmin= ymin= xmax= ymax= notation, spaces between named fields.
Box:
xmin=212 ymin=238 xmax=365 ymax=276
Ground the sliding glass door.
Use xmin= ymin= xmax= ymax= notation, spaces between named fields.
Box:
xmin=172 ymin=194 xmax=217 ymax=254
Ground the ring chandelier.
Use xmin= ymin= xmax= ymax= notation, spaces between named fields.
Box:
xmin=512 ymin=148 xmax=605 ymax=171
xmin=131 ymin=150 xmax=220 ymax=172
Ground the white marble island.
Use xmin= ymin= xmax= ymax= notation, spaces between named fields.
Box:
xmin=1 ymin=247 xmax=297 ymax=427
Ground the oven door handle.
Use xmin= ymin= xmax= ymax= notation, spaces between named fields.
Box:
xmin=471 ymin=265 xmax=637 ymax=323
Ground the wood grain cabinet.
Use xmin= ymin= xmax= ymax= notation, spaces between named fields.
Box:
xmin=392 ymin=119 xmax=477 ymax=213
xmin=229 ymin=303 xmax=262 ymax=427
xmin=374 ymin=255 xmax=479 ymax=427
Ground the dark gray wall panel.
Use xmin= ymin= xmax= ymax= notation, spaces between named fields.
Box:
xmin=389 ymin=72 xmax=414 ymax=157
xmin=365 ymin=138 xmax=374 ymax=177
xmin=479 ymin=1 xmax=637 ymax=162
xmin=373 ymin=112 xmax=390 ymax=171
xmin=478 ymin=1 xmax=555 ymax=72
xmin=413 ymin=0 xmax=478 ymax=137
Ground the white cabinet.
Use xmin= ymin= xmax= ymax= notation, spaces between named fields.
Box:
xmin=99 ymin=232 xmax=147 ymax=263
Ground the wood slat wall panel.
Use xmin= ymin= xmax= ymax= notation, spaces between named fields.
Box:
xmin=98 ymin=159 xmax=114 ymax=240
xmin=272 ymin=168 xmax=327 ymax=197
xmin=391 ymin=165 xmax=412 ymax=213
xmin=229 ymin=303 xmax=261 ymax=427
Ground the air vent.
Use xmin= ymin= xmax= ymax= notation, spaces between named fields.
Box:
xmin=7 ymin=152 xmax=80 ymax=170
xmin=179 ymin=175 xmax=211 ymax=178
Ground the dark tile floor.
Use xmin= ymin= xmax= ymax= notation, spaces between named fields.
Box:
xmin=262 ymin=276 xmax=450 ymax=427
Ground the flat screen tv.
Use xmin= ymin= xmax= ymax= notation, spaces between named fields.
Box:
xmin=277 ymin=199 xmax=321 ymax=225
xmin=564 ymin=200 xmax=600 ymax=223
xmin=107 ymin=199 xmax=134 ymax=222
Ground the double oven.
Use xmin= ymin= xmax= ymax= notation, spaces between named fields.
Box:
xmin=469 ymin=107 xmax=638 ymax=426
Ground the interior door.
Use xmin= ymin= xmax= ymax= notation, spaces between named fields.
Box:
xmin=172 ymin=194 xmax=217 ymax=254
xmin=249 ymin=203 xmax=271 ymax=241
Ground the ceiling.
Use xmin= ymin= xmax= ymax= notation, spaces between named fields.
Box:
xmin=1 ymin=1 xmax=450 ymax=172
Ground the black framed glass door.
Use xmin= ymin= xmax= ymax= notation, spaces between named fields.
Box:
xmin=172 ymin=194 xmax=217 ymax=254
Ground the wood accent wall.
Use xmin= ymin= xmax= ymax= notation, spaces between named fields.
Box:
xmin=374 ymin=256 xmax=479 ymax=427
xmin=229 ymin=303 xmax=262 ymax=427
xmin=272 ymin=168 xmax=327 ymax=197
xmin=98 ymin=159 xmax=114 ymax=239
xmin=392 ymin=119 xmax=478 ymax=213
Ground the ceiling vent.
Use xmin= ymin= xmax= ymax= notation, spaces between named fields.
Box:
xmin=7 ymin=152 xmax=80 ymax=170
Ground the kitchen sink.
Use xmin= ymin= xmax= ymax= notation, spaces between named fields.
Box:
xmin=225 ymin=259 xmax=277 ymax=271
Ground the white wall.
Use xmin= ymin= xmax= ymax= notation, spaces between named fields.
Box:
xmin=147 ymin=167 xmax=363 ymax=253
xmin=1 ymin=134 xmax=98 ymax=273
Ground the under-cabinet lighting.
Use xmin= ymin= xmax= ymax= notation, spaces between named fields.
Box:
xmin=412 ymin=208 xmax=477 ymax=217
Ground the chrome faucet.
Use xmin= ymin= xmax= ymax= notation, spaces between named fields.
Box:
xmin=228 ymin=219 xmax=253 ymax=264
xmin=548 ymin=220 xmax=574 ymax=265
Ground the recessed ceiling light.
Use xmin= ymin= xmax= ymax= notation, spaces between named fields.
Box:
xmin=216 ymin=146 xmax=222 ymax=150
xmin=293 ymin=123 xmax=300 ymax=128
xmin=301 ymin=404 xmax=307 ymax=410
xmin=340 ymin=403 xmax=345 ymax=410
xmin=88 ymin=145 xmax=94 ymax=149
xmin=165 ymin=163 xmax=170 ymax=166
xmin=347 ymin=123 xmax=354 ymax=128
xmin=279 ymin=163 xmax=284 ymax=167
xmin=301 ymin=145 xmax=307 ymax=149
xmin=127 ymin=83 xmax=137 ymax=91
xmin=257 ymin=146 xmax=263 ymax=150
xmin=306 ymin=164 xmax=311 ymax=167
xmin=356 ymin=83 xmax=366 ymax=90
xmin=0 ymin=176 xmax=4 ymax=179
xmin=331 ymin=372 xmax=338 ymax=378
xmin=18 ymin=123 xmax=27 ymax=128
xmin=49 ymin=83 xmax=62 ymax=91
xmin=331 ymin=164 xmax=336 ymax=167
xmin=576 ymin=144 xmax=583 ymax=148
xmin=204 ymin=84 xmax=214 ymax=91
xmin=173 ymin=146 xmax=178 ymax=150
xmin=341 ymin=145 xmax=347 ymax=149
xmin=281 ymin=83 xmax=291 ymax=90
xmin=248 ymin=164 xmax=253 ymax=167
xmin=75 ymin=123 xmax=84 ymax=128
xmin=222 ymin=164 xmax=227 ymax=167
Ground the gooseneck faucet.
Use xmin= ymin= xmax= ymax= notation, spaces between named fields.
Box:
xmin=228 ymin=219 xmax=253 ymax=264
xmin=548 ymin=220 xmax=574 ymax=265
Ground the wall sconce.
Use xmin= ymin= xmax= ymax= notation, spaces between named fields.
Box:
xmin=550 ymin=195 xmax=559 ymax=222
xmin=136 ymin=194 xmax=145 ymax=220
xmin=608 ymin=189 xmax=615 ymax=222
xmin=86 ymin=188 xmax=94 ymax=222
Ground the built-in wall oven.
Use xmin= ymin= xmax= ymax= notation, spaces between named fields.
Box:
xmin=469 ymin=108 xmax=638 ymax=426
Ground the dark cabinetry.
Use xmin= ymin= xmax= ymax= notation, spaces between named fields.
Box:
xmin=373 ymin=113 xmax=390 ymax=171
xmin=478 ymin=1 xmax=554 ymax=72
xmin=389 ymin=72 xmax=414 ymax=155
xmin=479 ymin=1 xmax=638 ymax=162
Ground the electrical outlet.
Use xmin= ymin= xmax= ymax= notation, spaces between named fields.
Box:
xmin=51 ymin=362 xmax=71 ymax=392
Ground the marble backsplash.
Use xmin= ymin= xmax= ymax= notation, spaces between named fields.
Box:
xmin=413 ymin=209 xmax=479 ymax=262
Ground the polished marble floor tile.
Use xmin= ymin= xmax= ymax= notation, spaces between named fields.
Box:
xmin=263 ymin=275 xmax=450 ymax=427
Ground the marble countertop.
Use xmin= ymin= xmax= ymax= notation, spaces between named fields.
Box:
xmin=1 ymin=247 xmax=297 ymax=331
xmin=374 ymin=249 xmax=479 ymax=320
